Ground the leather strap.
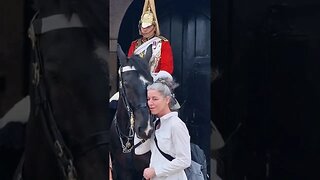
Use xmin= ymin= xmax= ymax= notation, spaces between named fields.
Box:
xmin=154 ymin=120 xmax=174 ymax=161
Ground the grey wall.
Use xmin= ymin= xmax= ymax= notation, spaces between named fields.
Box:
xmin=109 ymin=0 xmax=133 ymax=96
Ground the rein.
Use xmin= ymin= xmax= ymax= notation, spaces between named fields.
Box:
xmin=114 ymin=112 xmax=146 ymax=153
xmin=114 ymin=66 xmax=148 ymax=153
xmin=21 ymin=12 xmax=109 ymax=180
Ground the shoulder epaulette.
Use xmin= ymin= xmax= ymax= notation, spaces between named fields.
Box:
xmin=158 ymin=36 xmax=168 ymax=41
xmin=133 ymin=39 xmax=140 ymax=44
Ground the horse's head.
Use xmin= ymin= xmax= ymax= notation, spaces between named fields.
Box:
xmin=117 ymin=44 xmax=154 ymax=139
xmin=25 ymin=1 xmax=110 ymax=179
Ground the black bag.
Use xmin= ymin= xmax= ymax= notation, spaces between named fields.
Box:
xmin=154 ymin=135 xmax=207 ymax=180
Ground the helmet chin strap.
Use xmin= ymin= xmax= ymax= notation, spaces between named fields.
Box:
xmin=142 ymin=33 xmax=155 ymax=42
xmin=140 ymin=26 xmax=156 ymax=38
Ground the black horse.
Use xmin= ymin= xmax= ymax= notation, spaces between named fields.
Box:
xmin=16 ymin=0 xmax=110 ymax=179
xmin=109 ymin=45 xmax=154 ymax=180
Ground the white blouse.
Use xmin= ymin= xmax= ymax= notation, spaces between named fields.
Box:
xmin=134 ymin=112 xmax=191 ymax=180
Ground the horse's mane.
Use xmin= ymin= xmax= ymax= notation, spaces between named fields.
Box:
xmin=129 ymin=55 xmax=153 ymax=82
xmin=32 ymin=0 xmax=108 ymax=42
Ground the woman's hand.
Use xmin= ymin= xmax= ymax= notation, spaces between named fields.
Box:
xmin=143 ymin=167 xmax=156 ymax=180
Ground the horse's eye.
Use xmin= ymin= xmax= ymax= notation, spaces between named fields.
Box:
xmin=123 ymin=80 xmax=132 ymax=88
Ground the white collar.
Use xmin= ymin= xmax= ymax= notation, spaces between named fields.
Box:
xmin=159 ymin=112 xmax=178 ymax=122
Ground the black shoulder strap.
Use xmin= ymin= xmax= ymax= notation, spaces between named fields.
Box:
xmin=154 ymin=134 xmax=174 ymax=161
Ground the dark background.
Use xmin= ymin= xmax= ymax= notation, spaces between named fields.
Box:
xmin=213 ymin=0 xmax=320 ymax=179
xmin=0 ymin=0 xmax=33 ymax=179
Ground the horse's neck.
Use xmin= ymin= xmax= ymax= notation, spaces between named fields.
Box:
xmin=36 ymin=0 xmax=68 ymax=17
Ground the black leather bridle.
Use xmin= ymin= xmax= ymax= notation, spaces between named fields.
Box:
xmin=114 ymin=65 xmax=151 ymax=153
xmin=22 ymin=12 xmax=110 ymax=180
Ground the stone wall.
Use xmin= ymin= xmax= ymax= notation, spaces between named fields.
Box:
xmin=109 ymin=0 xmax=133 ymax=96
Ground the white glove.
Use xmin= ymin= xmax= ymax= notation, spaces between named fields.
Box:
xmin=152 ymin=70 xmax=173 ymax=82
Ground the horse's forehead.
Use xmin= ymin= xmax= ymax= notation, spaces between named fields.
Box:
xmin=119 ymin=65 xmax=149 ymax=85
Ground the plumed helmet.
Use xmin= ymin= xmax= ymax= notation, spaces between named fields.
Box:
xmin=139 ymin=0 xmax=160 ymax=36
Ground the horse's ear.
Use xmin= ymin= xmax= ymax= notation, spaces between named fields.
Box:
xmin=142 ymin=45 xmax=153 ymax=63
xmin=117 ymin=43 xmax=127 ymax=66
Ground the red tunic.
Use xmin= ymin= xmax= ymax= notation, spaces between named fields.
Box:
xmin=127 ymin=38 xmax=174 ymax=74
